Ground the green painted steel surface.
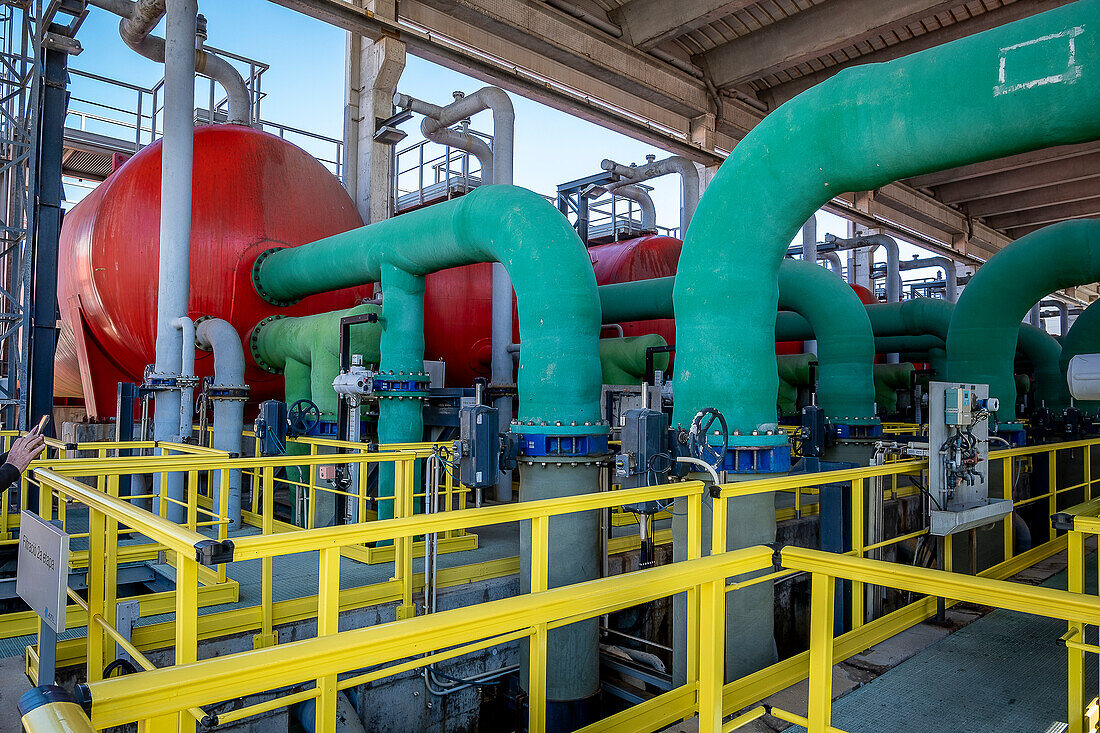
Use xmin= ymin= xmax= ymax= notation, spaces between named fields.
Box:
xmin=251 ymin=304 xmax=382 ymax=418
xmin=673 ymin=2 xmax=1100 ymax=447
xmin=599 ymin=335 xmax=668 ymax=385
xmin=947 ymin=220 xmax=1100 ymax=419
xmin=253 ymin=185 xmax=604 ymax=443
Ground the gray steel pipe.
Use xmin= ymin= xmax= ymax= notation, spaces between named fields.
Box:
xmin=802 ymin=214 xmax=817 ymax=269
xmin=821 ymin=251 xmax=843 ymax=276
xmin=151 ymin=0 xmax=197 ymax=522
xmin=826 ymin=233 xmax=901 ymax=303
xmin=606 ymin=183 xmax=656 ymax=230
xmin=1028 ymin=302 xmax=1042 ymax=328
xmin=901 ymin=255 xmax=959 ymax=302
xmin=196 ymin=318 xmax=246 ymax=528
xmin=172 ymin=316 xmax=195 ymax=441
xmin=88 ymin=0 xmax=251 ymax=125
xmin=1043 ymin=299 xmax=1070 ymax=335
xmin=601 ymin=154 xmax=700 ymax=237
xmin=395 ymin=87 xmax=517 ymax=505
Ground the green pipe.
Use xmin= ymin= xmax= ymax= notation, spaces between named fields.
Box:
xmin=1017 ymin=323 xmax=1068 ymax=412
xmin=875 ymin=335 xmax=946 ymax=378
xmin=1060 ymin=300 xmax=1100 ymax=412
xmin=250 ymin=304 xmax=382 ymax=419
xmin=777 ymin=259 xmax=876 ymax=425
xmin=673 ymin=2 xmax=1100 ymax=446
xmin=253 ymin=185 xmax=604 ymax=707
xmin=947 ymin=220 xmax=1100 ymax=421
xmin=599 ymin=335 xmax=668 ymax=385
xmin=777 ymin=353 xmax=815 ymax=415
xmin=599 ymin=260 xmax=879 ymax=425
xmin=874 ymin=363 xmax=915 ymax=415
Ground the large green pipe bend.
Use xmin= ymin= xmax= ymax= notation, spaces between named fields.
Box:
xmin=600 ymin=335 xmax=669 ymax=385
xmin=672 ymin=2 xmax=1100 ymax=450
xmin=253 ymin=185 xmax=605 ymax=442
xmin=599 ymin=260 xmax=879 ymax=425
xmin=250 ymin=304 xmax=382 ymax=418
xmin=947 ymin=220 xmax=1100 ymax=420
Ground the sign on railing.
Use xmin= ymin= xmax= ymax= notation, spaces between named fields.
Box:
xmin=16 ymin=511 xmax=68 ymax=634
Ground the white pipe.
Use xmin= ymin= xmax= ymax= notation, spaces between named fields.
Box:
xmin=901 ymin=255 xmax=959 ymax=302
xmin=195 ymin=318 xmax=246 ymax=528
xmin=172 ymin=316 xmax=195 ymax=441
xmin=88 ymin=0 xmax=251 ymax=125
xmin=820 ymin=251 xmax=843 ymax=276
xmin=151 ymin=0 xmax=197 ymax=523
xmin=802 ymin=214 xmax=817 ymax=268
xmin=675 ymin=457 xmax=719 ymax=486
xmin=1028 ymin=303 xmax=1042 ymax=328
xmin=396 ymin=87 xmax=516 ymax=505
xmin=601 ymin=155 xmax=701 ymax=237
xmin=1042 ymin=299 xmax=1070 ymax=335
xmin=607 ymin=183 xmax=656 ymax=230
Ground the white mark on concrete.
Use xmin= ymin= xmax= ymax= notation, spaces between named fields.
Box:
xmin=995 ymin=25 xmax=1084 ymax=96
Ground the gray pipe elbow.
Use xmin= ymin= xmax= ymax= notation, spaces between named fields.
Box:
xmin=607 ymin=184 xmax=656 ymax=230
xmin=197 ymin=50 xmax=251 ymax=125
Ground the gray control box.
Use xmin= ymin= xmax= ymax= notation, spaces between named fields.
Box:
xmin=455 ymin=404 xmax=499 ymax=489
xmin=617 ymin=408 xmax=665 ymax=512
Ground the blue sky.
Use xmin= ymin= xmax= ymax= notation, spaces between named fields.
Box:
xmin=64 ymin=0 xmax=950 ymax=288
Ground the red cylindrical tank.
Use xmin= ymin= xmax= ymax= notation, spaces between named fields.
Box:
xmin=55 ymin=125 xmax=371 ymax=417
xmin=423 ymin=235 xmax=683 ymax=386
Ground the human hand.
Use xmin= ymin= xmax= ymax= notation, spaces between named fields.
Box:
xmin=5 ymin=430 xmax=46 ymax=473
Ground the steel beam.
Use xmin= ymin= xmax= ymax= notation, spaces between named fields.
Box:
xmin=699 ymin=0 xmax=961 ymax=89
xmin=989 ymin=198 xmax=1100 ymax=234
xmin=611 ymin=0 xmax=756 ymax=50
xmin=908 ymin=141 xmax=1100 ymax=190
xmin=933 ymin=151 xmax=1100 ymax=204
xmin=966 ymin=179 xmax=1100 ymax=219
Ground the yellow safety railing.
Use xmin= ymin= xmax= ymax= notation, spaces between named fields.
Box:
xmin=1053 ymin=494 xmax=1100 ymax=733
xmin=63 ymin=540 xmax=1100 ymax=733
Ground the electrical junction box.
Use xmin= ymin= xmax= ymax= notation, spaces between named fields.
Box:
xmin=455 ymin=404 xmax=499 ymax=489
xmin=928 ymin=381 xmax=1011 ymax=536
xmin=944 ymin=387 xmax=973 ymax=425
xmin=617 ymin=408 xmax=666 ymax=513
xmin=255 ymin=400 xmax=288 ymax=457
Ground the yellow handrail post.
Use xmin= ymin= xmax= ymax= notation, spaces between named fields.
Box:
xmin=307 ymin=442 xmax=317 ymax=530
xmin=1069 ymin=528 xmax=1085 ymax=733
xmin=254 ymin=466 xmax=277 ymax=648
xmin=686 ymin=489 xmax=703 ymax=691
xmin=1050 ymin=451 xmax=1060 ymax=543
xmin=102 ymin=476 xmax=120 ymax=678
xmin=1002 ymin=456 xmax=1014 ymax=563
xmin=315 ymin=546 xmax=340 ymax=732
xmin=357 ymin=448 xmax=367 ymax=525
xmin=1087 ymin=445 xmax=1094 ymax=500
xmin=808 ymin=571 xmax=836 ymax=733
xmin=217 ymin=469 xmax=229 ymax=583
xmin=852 ymin=478 xmax=866 ymax=629
xmin=710 ymin=493 xmax=727 ymax=557
xmin=697 ymin=578 xmax=725 ymax=733
xmin=175 ymin=553 xmax=199 ymax=733
xmin=531 ymin=515 xmax=549 ymax=593
xmin=186 ymin=470 xmax=198 ymax=532
xmin=528 ymin=622 xmax=547 ymax=733
xmin=139 ymin=714 xmax=179 ymax=732
xmin=395 ymin=456 xmax=415 ymax=620
xmin=86 ymin=508 xmax=106 ymax=683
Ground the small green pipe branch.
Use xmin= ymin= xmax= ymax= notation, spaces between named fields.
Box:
xmin=673 ymin=2 xmax=1100 ymax=447
xmin=599 ymin=259 xmax=879 ymax=425
xmin=1060 ymin=300 xmax=1100 ymax=413
xmin=250 ymin=304 xmax=382 ymax=418
xmin=600 ymin=335 xmax=668 ymax=385
xmin=947 ymin=220 xmax=1100 ymax=420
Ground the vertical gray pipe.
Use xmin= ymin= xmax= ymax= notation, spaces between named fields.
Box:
xmin=802 ymin=215 xmax=819 ymax=355
xmin=820 ymin=251 xmax=843 ymax=276
xmin=1044 ymin=299 xmax=1070 ymax=335
xmin=196 ymin=318 xmax=246 ymax=528
xmin=152 ymin=0 xmax=197 ymax=522
xmin=1029 ymin=302 xmax=1042 ymax=328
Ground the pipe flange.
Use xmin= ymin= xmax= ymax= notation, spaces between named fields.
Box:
xmin=208 ymin=385 xmax=251 ymax=402
xmin=518 ymin=454 xmax=608 ymax=467
xmin=193 ymin=315 xmax=215 ymax=351
xmin=251 ymin=247 xmax=301 ymax=307
xmin=248 ymin=315 xmax=287 ymax=374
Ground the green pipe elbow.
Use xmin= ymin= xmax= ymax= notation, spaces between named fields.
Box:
xmin=254 ymin=185 xmax=603 ymax=436
xmin=947 ymin=220 xmax=1100 ymax=419
xmin=672 ymin=2 xmax=1100 ymax=444
xmin=1017 ymin=323 xmax=1068 ymax=413
xmin=874 ymin=363 xmax=915 ymax=415
xmin=600 ymin=335 xmax=668 ymax=385
xmin=250 ymin=304 xmax=382 ymax=418
xmin=777 ymin=353 xmax=815 ymax=415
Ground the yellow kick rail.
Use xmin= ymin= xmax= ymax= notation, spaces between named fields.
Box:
xmin=68 ymin=544 xmax=1100 ymax=733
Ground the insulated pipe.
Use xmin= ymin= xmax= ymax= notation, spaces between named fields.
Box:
xmin=195 ymin=318 xmax=246 ymax=528
xmin=777 ymin=353 xmax=815 ymax=415
xmin=607 ymin=184 xmax=656 ymax=231
xmin=598 ymin=259 xmax=879 ymax=426
xmin=946 ymin=220 xmax=1100 ymax=422
xmin=900 ymin=256 xmax=959 ymax=302
xmin=151 ymin=0 xmax=197 ymax=523
xmin=88 ymin=0 xmax=251 ymax=125
xmin=253 ymin=185 xmax=603 ymax=708
xmin=1059 ymin=300 xmax=1100 ymax=412
xmin=251 ymin=304 xmax=382 ymax=418
xmin=1018 ymin=323 xmax=1068 ymax=411
xmin=825 ymin=233 xmax=900 ymax=303
xmin=172 ymin=316 xmax=195 ymax=441
xmin=820 ymin=251 xmax=843 ymax=277
xmin=601 ymin=155 xmax=700 ymax=236
xmin=674 ymin=1 xmax=1100 ymax=458
xmin=394 ymin=88 xmax=516 ymax=506
xmin=1044 ymin=299 xmax=1071 ymax=335
xmin=802 ymin=215 xmax=818 ymax=270
xmin=1028 ymin=303 xmax=1043 ymax=328
xmin=599 ymin=335 xmax=668 ymax=385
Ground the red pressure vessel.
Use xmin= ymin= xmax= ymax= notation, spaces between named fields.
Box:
xmin=54 ymin=125 xmax=371 ymax=417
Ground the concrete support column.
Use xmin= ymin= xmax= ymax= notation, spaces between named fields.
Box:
xmin=343 ymin=10 xmax=406 ymax=224
xmin=691 ymin=113 xmax=719 ymax=198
